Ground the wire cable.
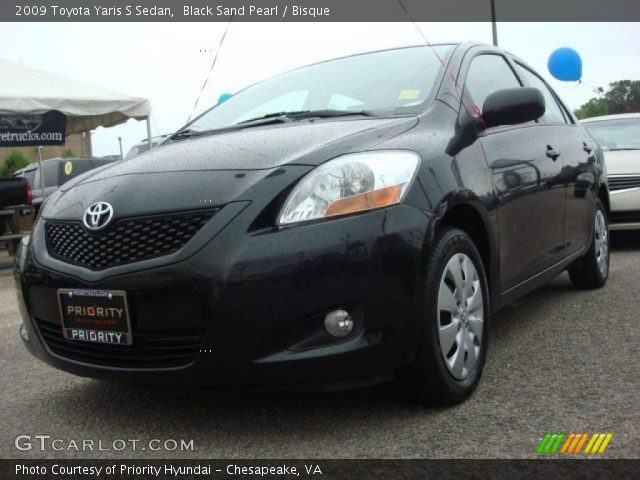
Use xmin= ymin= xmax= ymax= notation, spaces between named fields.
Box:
xmin=185 ymin=13 xmax=235 ymax=124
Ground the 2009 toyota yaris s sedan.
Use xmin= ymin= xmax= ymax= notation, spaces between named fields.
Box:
xmin=15 ymin=42 xmax=610 ymax=405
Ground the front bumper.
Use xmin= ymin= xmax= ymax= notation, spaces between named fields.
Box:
xmin=15 ymin=203 xmax=431 ymax=389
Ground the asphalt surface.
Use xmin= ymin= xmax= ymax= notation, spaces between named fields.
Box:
xmin=0 ymin=233 xmax=638 ymax=460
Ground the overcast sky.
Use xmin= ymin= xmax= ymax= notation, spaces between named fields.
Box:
xmin=0 ymin=22 xmax=638 ymax=157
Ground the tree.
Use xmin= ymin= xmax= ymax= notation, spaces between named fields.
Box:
xmin=575 ymin=80 xmax=640 ymax=119
xmin=61 ymin=149 xmax=76 ymax=158
xmin=0 ymin=150 xmax=30 ymax=178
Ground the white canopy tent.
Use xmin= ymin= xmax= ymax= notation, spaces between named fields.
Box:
xmin=0 ymin=58 xmax=151 ymax=196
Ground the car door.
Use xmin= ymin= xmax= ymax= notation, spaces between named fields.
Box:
xmin=512 ymin=62 xmax=596 ymax=257
xmin=461 ymin=52 xmax=567 ymax=292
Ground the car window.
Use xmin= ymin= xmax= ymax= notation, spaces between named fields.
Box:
xmin=465 ymin=54 xmax=521 ymax=110
xmin=43 ymin=162 xmax=59 ymax=187
xmin=184 ymin=45 xmax=453 ymax=134
xmin=58 ymin=160 xmax=94 ymax=185
xmin=22 ymin=169 xmax=36 ymax=186
xmin=232 ymin=90 xmax=309 ymax=124
xmin=583 ymin=117 xmax=640 ymax=151
xmin=514 ymin=63 xmax=567 ymax=124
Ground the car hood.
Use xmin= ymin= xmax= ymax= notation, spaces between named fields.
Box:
xmin=604 ymin=149 xmax=640 ymax=175
xmin=44 ymin=117 xmax=417 ymax=220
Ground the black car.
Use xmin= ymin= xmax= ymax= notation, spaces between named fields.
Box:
xmin=14 ymin=43 xmax=609 ymax=405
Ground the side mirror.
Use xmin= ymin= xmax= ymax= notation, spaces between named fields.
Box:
xmin=482 ymin=87 xmax=545 ymax=128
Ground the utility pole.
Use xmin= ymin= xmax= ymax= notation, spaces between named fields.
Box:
xmin=490 ymin=0 xmax=498 ymax=46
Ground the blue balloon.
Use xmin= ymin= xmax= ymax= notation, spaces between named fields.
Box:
xmin=217 ymin=92 xmax=233 ymax=104
xmin=548 ymin=48 xmax=582 ymax=81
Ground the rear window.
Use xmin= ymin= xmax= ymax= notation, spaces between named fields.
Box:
xmin=21 ymin=169 xmax=37 ymax=187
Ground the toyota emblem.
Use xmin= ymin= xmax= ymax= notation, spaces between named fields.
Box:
xmin=83 ymin=202 xmax=114 ymax=230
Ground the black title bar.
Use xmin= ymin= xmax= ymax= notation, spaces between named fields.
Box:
xmin=3 ymin=0 xmax=640 ymax=22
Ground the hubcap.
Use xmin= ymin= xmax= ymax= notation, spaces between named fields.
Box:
xmin=594 ymin=209 xmax=609 ymax=276
xmin=437 ymin=253 xmax=484 ymax=380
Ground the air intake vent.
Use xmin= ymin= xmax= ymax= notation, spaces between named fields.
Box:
xmin=36 ymin=318 xmax=204 ymax=369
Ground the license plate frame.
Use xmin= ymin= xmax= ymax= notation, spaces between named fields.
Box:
xmin=57 ymin=288 xmax=132 ymax=345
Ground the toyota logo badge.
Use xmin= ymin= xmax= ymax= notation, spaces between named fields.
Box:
xmin=83 ymin=202 xmax=114 ymax=230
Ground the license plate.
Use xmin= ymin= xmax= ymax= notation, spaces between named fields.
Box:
xmin=57 ymin=289 xmax=132 ymax=345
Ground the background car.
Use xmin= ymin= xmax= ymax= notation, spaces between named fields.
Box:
xmin=13 ymin=156 xmax=117 ymax=213
xmin=582 ymin=113 xmax=640 ymax=230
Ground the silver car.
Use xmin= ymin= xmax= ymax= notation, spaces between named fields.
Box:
xmin=583 ymin=113 xmax=640 ymax=230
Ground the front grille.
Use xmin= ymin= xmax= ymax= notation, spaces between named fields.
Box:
xmin=608 ymin=175 xmax=640 ymax=191
xmin=35 ymin=318 xmax=204 ymax=369
xmin=46 ymin=209 xmax=217 ymax=270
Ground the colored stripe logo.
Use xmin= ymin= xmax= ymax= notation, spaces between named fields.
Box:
xmin=537 ymin=433 xmax=613 ymax=454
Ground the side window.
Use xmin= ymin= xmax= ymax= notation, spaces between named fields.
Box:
xmin=43 ymin=162 xmax=59 ymax=187
xmin=22 ymin=170 xmax=36 ymax=186
xmin=465 ymin=54 xmax=521 ymax=110
xmin=514 ymin=63 xmax=567 ymax=124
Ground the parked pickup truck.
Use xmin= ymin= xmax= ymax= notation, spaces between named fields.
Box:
xmin=0 ymin=177 xmax=32 ymax=210
xmin=13 ymin=156 xmax=117 ymax=213
xmin=0 ymin=177 xmax=32 ymax=241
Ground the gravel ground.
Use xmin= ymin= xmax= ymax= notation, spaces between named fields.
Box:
xmin=0 ymin=232 xmax=638 ymax=459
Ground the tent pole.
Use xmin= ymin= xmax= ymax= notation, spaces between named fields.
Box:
xmin=36 ymin=145 xmax=46 ymax=201
xmin=146 ymin=116 xmax=153 ymax=150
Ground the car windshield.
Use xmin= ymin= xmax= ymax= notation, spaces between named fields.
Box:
xmin=584 ymin=117 xmax=640 ymax=151
xmin=180 ymin=45 xmax=453 ymax=135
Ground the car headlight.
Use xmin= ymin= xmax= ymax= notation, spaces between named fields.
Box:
xmin=277 ymin=151 xmax=420 ymax=225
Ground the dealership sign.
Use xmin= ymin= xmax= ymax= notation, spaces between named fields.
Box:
xmin=0 ymin=110 xmax=67 ymax=146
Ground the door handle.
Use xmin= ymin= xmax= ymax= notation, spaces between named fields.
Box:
xmin=583 ymin=142 xmax=593 ymax=153
xmin=546 ymin=146 xmax=561 ymax=160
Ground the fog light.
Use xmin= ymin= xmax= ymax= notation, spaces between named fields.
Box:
xmin=324 ymin=310 xmax=354 ymax=337
xmin=19 ymin=324 xmax=29 ymax=342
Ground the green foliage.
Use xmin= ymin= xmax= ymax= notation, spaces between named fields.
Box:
xmin=61 ymin=149 xmax=76 ymax=158
xmin=0 ymin=150 xmax=30 ymax=178
xmin=575 ymin=80 xmax=640 ymax=119
xmin=575 ymin=98 xmax=606 ymax=119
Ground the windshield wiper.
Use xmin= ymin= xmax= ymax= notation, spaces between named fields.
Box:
xmin=169 ymin=128 xmax=202 ymax=142
xmin=169 ymin=110 xmax=379 ymax=142
xmin=236 ymin=109 xmax=377 ymax=126
xmin=607 ymin=147 xmax=640 ymax=151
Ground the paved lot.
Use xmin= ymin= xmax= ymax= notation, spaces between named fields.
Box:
xmin=1 ymin=233 xmax=638 ymax=459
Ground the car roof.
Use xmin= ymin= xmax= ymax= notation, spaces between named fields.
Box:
xmin=581 ymin=113 xmax=640 ymax=123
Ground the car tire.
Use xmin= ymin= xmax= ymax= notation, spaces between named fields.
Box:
xmin=400 ymin=227 xmax=490 ymax=406
xmin=568 ymin=199 xmax=610 ymax=290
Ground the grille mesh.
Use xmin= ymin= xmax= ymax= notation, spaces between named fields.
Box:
xmin=608 ymin=175 xmax=640 ymax=191
xmin=46 ymin=210 xmax=217 ymax=270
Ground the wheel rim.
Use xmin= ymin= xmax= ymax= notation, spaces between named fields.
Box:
xmin=594 ymin=209 xmax=609 ymax=276
xmin=437 ymin=253 xmax=484 ymax=381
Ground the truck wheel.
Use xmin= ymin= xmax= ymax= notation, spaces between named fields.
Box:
xmin=569 ymin=199 xmax=610 ymax=289
xmin=400 ymin=228 xmax=490 ymax=406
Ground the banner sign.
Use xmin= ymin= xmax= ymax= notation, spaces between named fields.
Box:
xmin=0 ymin=110 xmax=67 ymax=146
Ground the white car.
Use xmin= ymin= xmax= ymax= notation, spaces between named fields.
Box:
xmin=583 ymin=113 xmax=640 ymax=230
